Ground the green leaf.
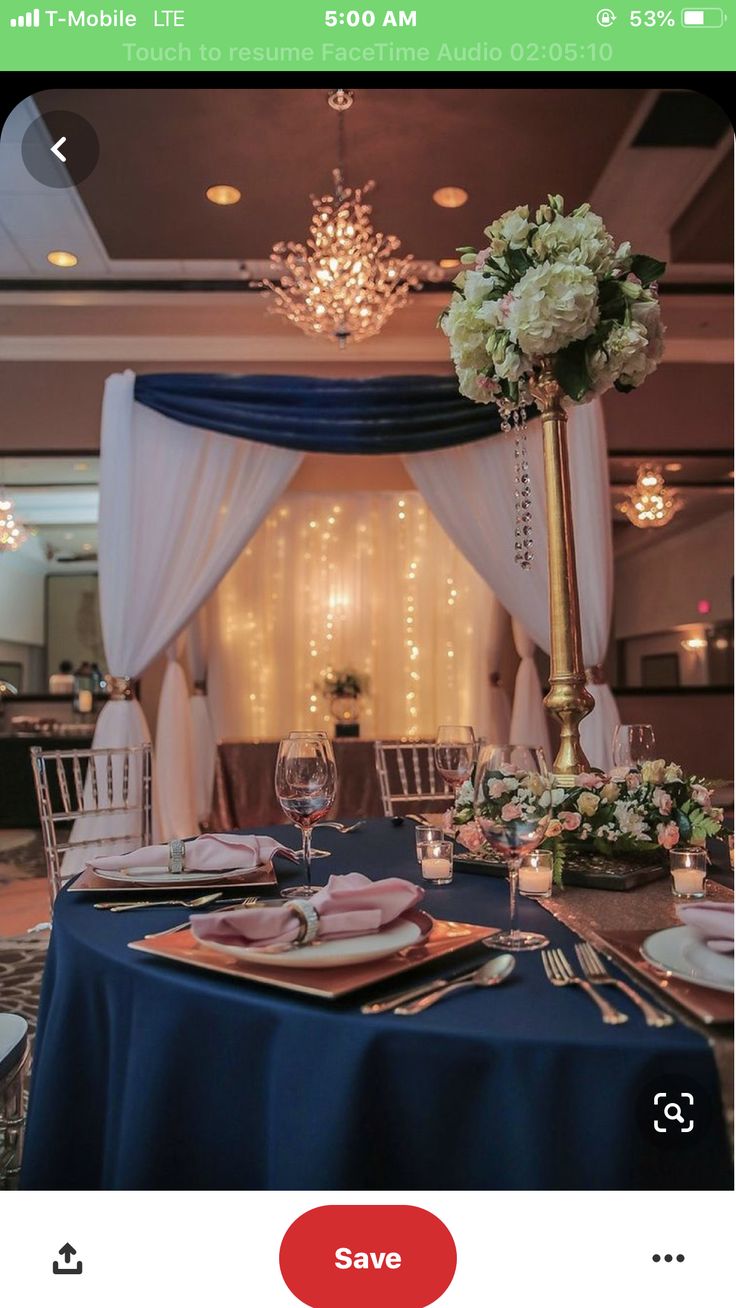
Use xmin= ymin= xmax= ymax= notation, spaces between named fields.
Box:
xmin=506 ymin=247 xmax=530 ymax=280
xmin=598 ymin=279 xmax=628 ymax=323
xmin=553 ymin=340 xmax=592 ymax=402
xmin=455 ymin=246 xmax=477 ymax=255
xmin=630 ymin=254 xmax=666 ymax=286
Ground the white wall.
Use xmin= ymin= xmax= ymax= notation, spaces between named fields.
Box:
xmin=0 ymin=541 xmax=46 ymax=647
xmin=614 ymin=509 xmax=734 ymax=639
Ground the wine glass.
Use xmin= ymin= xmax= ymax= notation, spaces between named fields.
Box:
xmin=473 ymin=744 xmax=550 ymax=952
xmin=435 ymin=725 xmax=476 ymax=801
xmin=612 ymin=724 xmax=656 ymax=769
xmin=275 ymin=733 xmax=337 ymax=899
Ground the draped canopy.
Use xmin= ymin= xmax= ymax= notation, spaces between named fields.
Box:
xmin=76 ymin=369 xmax=618 ymax=851
xmin=134 ymin=372 xmax=507 ymax=454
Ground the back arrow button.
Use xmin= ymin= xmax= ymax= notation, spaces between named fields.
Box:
xmin=50 ymin=136 xmax=67 ymax=163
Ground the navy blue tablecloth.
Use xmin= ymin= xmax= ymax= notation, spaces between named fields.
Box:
xmin=22 ymin=821 xmax=731 ymax=1190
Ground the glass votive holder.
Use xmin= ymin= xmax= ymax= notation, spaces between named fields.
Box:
xmin=518 ymin=849 xmax=554 ymax=898
xmin=415 ymin=824 xmax=446 ymax=865
xmin=670 ymin=848 xmax=707 ymax=899
xmin=728 ymin=834 xmax=734 ymax=871
xmin=420 ymin=840 xmax=454 ymax=886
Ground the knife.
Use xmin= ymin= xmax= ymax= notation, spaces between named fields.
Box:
xmin=360 ymin=948 xmax=493 ymax=1015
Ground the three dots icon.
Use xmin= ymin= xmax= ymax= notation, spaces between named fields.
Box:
xmin=652 ymin=1254 xmax=685 ymax=1263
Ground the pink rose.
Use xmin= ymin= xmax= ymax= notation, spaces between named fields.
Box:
xmin=691 ymin=784 xmax=711 ymax=808
xmin=545 ymin=819 xmax=563 ymax=839
xmin=500 ymin=291 xmax=514 ymax=319
xmin=561 ymin=811 xmax=582 ymax=832
xmin=474 ymin=246 xmax=492 ymax=269
xmin=626 ymin=772 xmax=641 ymax=791
xmin=576 ymin=772 xmax=603 ymax=790
xmin=501 ymin=802 xmax=522 ymax=822
xmin=652 ymin=787 xmax=672 ymax=816
xmin=489 ymin=779 xmax=508 ymax=799
xmin=657 ymin=821 xmax=680 ymax=850
xmin=457 ymin=822 xmax=484 ymax=853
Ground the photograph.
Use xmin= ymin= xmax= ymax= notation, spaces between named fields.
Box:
xmin=0 ymin=83 xmax=733 ymax=1196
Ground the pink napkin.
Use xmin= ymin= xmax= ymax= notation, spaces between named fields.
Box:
xmin=90 ymin=833 xmax=294 ymax=874
xmin=191 ymin=872 xmax=424 ymax=949
xmin=677 ymin=903 xmax=734 ymax=955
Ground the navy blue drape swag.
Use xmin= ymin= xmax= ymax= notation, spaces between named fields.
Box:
xmin=133 ymin=373 xmax=507 ymax=455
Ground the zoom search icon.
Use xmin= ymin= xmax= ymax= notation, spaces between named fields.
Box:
xmin=596 ymin=8 xmax=617 ymax=24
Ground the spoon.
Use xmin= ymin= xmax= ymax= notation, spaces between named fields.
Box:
xmin=394 ymin=954 xmax=515 ymax=1015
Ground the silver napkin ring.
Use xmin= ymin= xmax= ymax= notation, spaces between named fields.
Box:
xmin=168 ymin=839 xmax=186 ymax=875
xmin=291 ymin=900 xmax=320 ymax=946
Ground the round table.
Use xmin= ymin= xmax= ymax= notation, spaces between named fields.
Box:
xmin=22 ymin=820 xmax=731 ymax=1190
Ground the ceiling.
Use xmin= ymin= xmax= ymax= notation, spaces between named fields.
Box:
xmin=0 ymin=87 xmax=732 ymax=281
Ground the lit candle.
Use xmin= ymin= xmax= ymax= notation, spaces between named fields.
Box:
xmin=420 ymin=841 xmax=454 ymax=885
xmin=670 ymin=849 xmax=707 ymax=899
xmin=518 ymin=850 xmax=553 ymax=899
xmin=77 ymin=689 xmax=93 ymax=714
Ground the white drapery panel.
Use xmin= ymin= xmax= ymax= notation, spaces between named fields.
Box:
xmin=89 ymin=370 xmax=303 ymax=841
xmin=510 ymin=619 xmax=552 ymax=760
xmin=486 ymin=594 xmax=512 ymax=744
xmin=155 ymin=644 xmax=197 ymax=840
xmin=187 ymin=611 xmax=218 ymax=826
xmin=404 ymin=400 xmax=619 ymax=770
xmin=207 ymin=490 xmax=494 ymax=741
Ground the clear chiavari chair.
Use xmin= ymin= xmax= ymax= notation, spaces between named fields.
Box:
xmin=373 ymin=740 xmax=453 ymax=818
xmin=0 ymin=1013 xmax=29 ymax=1189
xmin=30 ymin=743 xmax=153 ymax=914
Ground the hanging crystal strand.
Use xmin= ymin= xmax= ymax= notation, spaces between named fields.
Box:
xmin=512 ymin=405 xmax=533 ymax=571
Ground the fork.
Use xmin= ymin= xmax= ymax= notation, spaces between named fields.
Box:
xmin=143 ymin=896 xmax=263 ymax=938
xmin=575 ymin=942 xmax=674 ymax=1028
xmin=542 ymin=948 xmax=628 ymax=1024
xmin=314 ymin=820 xmax=366 ymax=834
xmin=97 ymin=892 xmax=223 ymax=913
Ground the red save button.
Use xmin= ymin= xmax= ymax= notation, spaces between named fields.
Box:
xmin=280 ymin=1204 xmax=457 ymax=1308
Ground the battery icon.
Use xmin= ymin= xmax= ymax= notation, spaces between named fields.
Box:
xmin=681 ymin=8 xmax=726 ymax=24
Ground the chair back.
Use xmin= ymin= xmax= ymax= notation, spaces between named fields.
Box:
xmin=0 ymin=1013 xmax=29 ymax=1189
xmin=31 ymin=743 xmax=153 ymax=906
xmin=373 ymin=740 xmax=452 ymax=817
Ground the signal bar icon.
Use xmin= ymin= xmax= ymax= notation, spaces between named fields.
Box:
xmin=9 ymin=8 xmax=41 ymax=25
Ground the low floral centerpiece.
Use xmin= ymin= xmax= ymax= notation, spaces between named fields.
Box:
xmin=440 ymin=193 xmax=665 ymax=416
xmin=452 ymin=761 xmax=726 ymax=885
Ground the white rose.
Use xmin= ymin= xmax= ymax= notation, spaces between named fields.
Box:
xmin=504 ymin=260 xmax=599 ymax=357
xmin=577 ymin=791 xmax=600 ymax=817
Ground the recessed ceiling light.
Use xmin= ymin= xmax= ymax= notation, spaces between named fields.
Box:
xmin=82 ymin=543 xmax=93 ymax=552
xmin=433 ymin=186 xmax=469 ymax=209
xmin=64 ymin=532 xmax=74 ymax=541
xmin=47 ymin=250 xmax=78 ymax=268
xmin=439 ymin=258 xmax=460 ymax=269
xmin=73 ymin=461 xmax=89 ymax=472
xmin=206 ymin=184 xmax=241 ymax=206
xmin=664 ymin=462 xmax=683 ymax=472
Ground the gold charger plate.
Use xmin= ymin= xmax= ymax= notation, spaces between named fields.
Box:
xmin=128 ymin=914 xmax=495 ymax=1000
xmin=69 ymin=859 xmax=277 ymax=896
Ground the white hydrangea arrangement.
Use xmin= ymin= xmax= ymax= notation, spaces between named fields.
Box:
xmin=440 ymin=195 xmax=666 ymax=413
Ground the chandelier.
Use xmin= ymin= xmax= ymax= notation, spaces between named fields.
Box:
xmin=616 ymin=464 xmax=684 ymax=529
xmin=264 ymin=89 xmax=417 ymax=347
xmin=0 ymin=490 xmax=29 ymax=552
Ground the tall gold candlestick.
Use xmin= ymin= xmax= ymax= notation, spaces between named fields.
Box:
xmin=530 ymin=363 xmax=594 ymax=779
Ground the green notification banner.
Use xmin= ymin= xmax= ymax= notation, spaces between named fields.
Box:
xmin=0 ymin=1 xmax=735 ymax=72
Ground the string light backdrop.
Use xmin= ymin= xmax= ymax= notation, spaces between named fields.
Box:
xmin=207 ymin=491 xmax=494 ymax=740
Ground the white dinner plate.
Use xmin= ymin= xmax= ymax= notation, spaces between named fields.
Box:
xmin=201 ymin=912 xmax=431 ymax=970
xmin=641 ymin=925 xmax=734 ymax=994
xmin=94 ymin=864 xmax=267 ymax=886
